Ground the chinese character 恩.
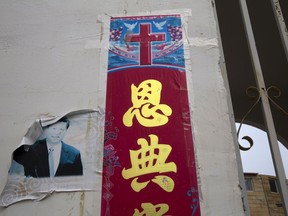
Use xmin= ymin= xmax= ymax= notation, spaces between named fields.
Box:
xmin=123 ymin=79 xmax=172 ymax=127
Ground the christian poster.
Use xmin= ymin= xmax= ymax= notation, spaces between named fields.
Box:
xmin=101 ymin=13 xmax=201 ymax=215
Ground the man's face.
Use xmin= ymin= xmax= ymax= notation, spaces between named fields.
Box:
xmin=45 ymin=122 xmax=67 ymax=144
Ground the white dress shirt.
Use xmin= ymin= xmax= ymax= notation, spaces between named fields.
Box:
xmin=47 ymin=142 xmax=62 ymax=176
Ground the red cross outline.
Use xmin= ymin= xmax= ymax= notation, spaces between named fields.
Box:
xmin=129 ymin=23 xmax=166 ymax=65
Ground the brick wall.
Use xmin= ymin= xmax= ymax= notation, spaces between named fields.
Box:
xmin=245 ymin=174 xmax=285 ymax=216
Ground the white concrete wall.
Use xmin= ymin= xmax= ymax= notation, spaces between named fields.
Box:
xmin=0 ymin=0 xmax=245 ymax=215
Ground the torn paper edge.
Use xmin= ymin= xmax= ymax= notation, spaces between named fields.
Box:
xmin=0 ymin=109 xmax=101 ymax=207
xmin=19 ymin=109 xmax=99 ymax=147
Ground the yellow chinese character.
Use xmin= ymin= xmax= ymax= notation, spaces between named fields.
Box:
xmin=123 ymin=79 xmax=172 ymax=127
xmin=122 ymin=134 xmax=177 ymax=192
xmin=133 ymin=203 xmax=169 ymax=216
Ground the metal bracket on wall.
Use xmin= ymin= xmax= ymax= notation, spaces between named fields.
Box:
xmin=237 ymin=85 xmax=288 ymax=151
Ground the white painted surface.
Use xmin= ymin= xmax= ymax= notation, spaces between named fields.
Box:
xmin=0 ymin=0 xmax=245 ymax=215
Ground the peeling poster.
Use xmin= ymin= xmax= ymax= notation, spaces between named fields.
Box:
xmin=0 ymin=109 xmax=104 ymax=207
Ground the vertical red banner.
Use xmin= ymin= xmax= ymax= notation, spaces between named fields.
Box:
xmin=102 ymin=14 xmax=201 ymax=216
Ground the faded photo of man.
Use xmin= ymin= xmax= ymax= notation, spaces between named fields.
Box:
xmin=13 ymin=117 xmax=83 ymax=178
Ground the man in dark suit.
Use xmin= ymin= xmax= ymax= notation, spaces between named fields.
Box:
xmin=13 ymin=117 xmax=83 ymax=178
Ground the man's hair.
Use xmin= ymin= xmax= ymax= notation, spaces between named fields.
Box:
xmin=57 ymin=116 xmax=70 ymax=129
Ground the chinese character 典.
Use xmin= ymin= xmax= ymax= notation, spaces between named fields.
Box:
xmin=122 ymin=134 xmax=177 ymax=192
